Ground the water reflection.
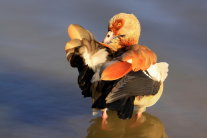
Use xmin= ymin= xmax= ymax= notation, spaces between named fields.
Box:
xmin=86 ymin=111 xmax=168 ymax=138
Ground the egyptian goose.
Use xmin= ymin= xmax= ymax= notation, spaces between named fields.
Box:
xmin=65 ymin=13 xmax=169 ymax=122
xmin=98 ymin=13 xmax=169 ymax=120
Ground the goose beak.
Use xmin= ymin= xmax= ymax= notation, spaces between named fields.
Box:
xmin=103 ymin=31 xmax=114 ymax=44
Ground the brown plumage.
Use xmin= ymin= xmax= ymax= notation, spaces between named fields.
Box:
xmin=100 ymin=13 xmax=157 ymax=81
xmin=65 ymin=13 xmax=169 ymax=123
xmin=100 ymin=13 xmax=169 ymax=120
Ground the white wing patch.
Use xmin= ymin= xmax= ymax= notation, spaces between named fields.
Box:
xmin=126 ymin=59 xmax=132 ymax=63
xmin=82 ymin=48 xmax=108 ymax=70
xmin=156 ymin=62 xmax=169 ymax=82
xmin=147 ymin=62 xmax=169 ymax=82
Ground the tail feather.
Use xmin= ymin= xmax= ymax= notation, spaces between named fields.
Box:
xmin=147 ymin=62 xmax=169 ymax=82
xmin=156 ymin=62 xmax=169 ymax=82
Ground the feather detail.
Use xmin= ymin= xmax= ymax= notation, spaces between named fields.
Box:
xmin=156 ymin=62 xmax=169 ymax=82
xmin=106 ymin=71 xmax=161 ymax=104
xmin=147 ymin=62 xmax=169 ymax=82
xmin=100 ymin=61 xmax=132 ymax=81
xmin=82 ymin=47 xmax=108 ymax=70
xmin=91 ymin=68 xmax=101 ymax=83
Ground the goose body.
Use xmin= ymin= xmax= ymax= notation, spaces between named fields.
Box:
xmin=65 ymin=13 xmax=169 ymax=121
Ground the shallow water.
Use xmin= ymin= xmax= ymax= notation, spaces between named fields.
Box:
xmin=0 ymin=0 xmax=207 ymax=137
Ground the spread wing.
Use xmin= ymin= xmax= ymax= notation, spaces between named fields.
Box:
xmin=65 ymin=24 xmax=108 ymax=97
xmin=65 ymin=24 xmax=109 ymax=71
xmin=106 ymin=71 xmax=161 ymax=104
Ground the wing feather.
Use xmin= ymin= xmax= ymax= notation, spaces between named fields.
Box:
xmin=106 ymin=71 xmax=161 ymax=103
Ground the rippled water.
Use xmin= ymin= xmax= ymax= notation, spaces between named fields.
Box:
xmin=0 ymin=0 xmax=207 ymax=137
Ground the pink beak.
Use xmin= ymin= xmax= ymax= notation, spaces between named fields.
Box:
xmin=103 ymin=31 xmax=114 ymax=44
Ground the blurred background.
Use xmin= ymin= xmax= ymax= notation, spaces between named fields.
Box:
xmin=0 ymin=0 xmax=207 ymax=137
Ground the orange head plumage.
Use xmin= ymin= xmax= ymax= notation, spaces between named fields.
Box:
xmin=103 ymin=13 xmax=141 ymax=51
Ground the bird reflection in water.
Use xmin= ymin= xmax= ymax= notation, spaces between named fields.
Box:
xmin=86 ymin=111 xmax=168 ymax=138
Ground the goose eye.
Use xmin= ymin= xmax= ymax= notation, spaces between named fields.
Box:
xmin=117 ymin=23 xmax=122 ymax=27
